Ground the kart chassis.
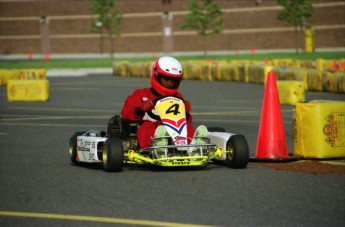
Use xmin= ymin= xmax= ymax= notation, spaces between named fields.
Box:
xmin=69 ymin=127 xmax=249 ymax=172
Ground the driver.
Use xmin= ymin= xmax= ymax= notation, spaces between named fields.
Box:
xmin=121 ymin=56 xmax=195 ymax=149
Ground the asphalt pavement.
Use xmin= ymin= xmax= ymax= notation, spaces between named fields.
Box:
xmin=0 ymin=73 xmax=345 ymax=226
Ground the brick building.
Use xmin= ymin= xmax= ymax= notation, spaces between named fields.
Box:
xmin=0 ymin=0 xmax=344 ymax=55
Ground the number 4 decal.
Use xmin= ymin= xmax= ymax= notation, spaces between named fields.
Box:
xmin=166 ymin=104 xmax=180 ymax=115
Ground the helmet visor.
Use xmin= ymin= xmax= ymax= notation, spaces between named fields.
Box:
xmin=157 ymin=74 xmax=181 ymax=89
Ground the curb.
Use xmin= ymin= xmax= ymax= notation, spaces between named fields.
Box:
xmin=47 ymin=68 xmax=112 ymax=77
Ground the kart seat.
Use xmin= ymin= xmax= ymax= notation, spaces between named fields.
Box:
xmin=87 ymin=130 xmax=102 ymax=137
xmin=107 ymin=114 xmax=133 ymax=139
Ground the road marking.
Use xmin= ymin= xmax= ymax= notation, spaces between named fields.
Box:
xmin=8 ymin=106 xmax=292 ymax=114
xmin=192 ymin=109 xmax=292 ymax=117
xmin=194 ymin=119 xmax=259 ymax=123
xmin=194 ymin=119 xmax=293 ymax=124
xmin=52 ymin=87 xmax=97 ymax=91
xmin=8 ymin=107 xmax=260 ymax=116
xmin=0 ymin=211 xmax=215 ymax=227
xmin=9 ymin=106 xmax=121 ymax=112
xmin=0 ymin=122 xmax=104 ymax=128
xmin=218 ymin=100 xmax=262 ymax=104
xmin=51 ymin=81 xmax=142 ymax=86
xmin=1 ymin=115 xmax=110 ymax=121
xmin=193 ymin=110 xmax=261 ymax=116
xmin=320 ymin=161 xmax=345 ymax=166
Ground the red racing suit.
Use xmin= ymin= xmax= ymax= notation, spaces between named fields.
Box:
xmin=121 ymin=88 xmax=195 ymax=148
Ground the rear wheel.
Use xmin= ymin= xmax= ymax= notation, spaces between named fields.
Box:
xmin=226 ymin=134 xmax=249 ymax=168
xmin=102 ymin=138 xmax=124 ymax=172
xmin=69 ymin=131 xmax=86 ymax=165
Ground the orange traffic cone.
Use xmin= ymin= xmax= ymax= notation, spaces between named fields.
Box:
xmin=28 ymin=52 xmax=32 ymax=61
xmin=255 ymin=71 xmax=289 ymax=160
xmin=45 ymin=54 xmax=50 ymax=62
xmin=332 ymin=60 xmax=339 ymax=71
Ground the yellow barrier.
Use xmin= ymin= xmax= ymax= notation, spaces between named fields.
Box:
xmin=306 ymin=69 xmax=322 ymax=91
xmin=0 ymin=70 xmax=21 ymax=86
xmin=210 ymin=63 xmax=221 ymax=80
xmin=272 ymin=59 xmax=294 ymax=67
xmin=181 ymin=62 xmax=190 ymax=80
xmin=322 ymin=70 xmax=345 ymax=93
xmin=141 ymin=62 xmax=151 ymax=78
xmin=341 ymin=59 xmax=345 ymax=71
xmin=336 ymin=71 xmax=345 ymax=92
xmin=294 ymin=59 xmax=314 ymax=68
xmin=189 ymin=61 xmax=203 ymax=80
xmin=315 ymin=59 xmax=342 ymax=71
xmin=20 ymin=69 xmax=47 ymax=80
xmin=293 ymin=100 xmax=345 ymax=158
xmin=248 ymin=65 xmax=266 ymax=83
xmin=304 ymin=28 xmax=315 ymax=53
xmin=111 ymin=59 xmax=344 ymax=93
xmin=279 ymin=67 xmax=308 ymax=89
xmin=277 ymin=80 xmax=305 ymax=105
xmin=126 ymin=62 xmax=134 ymax=77
xmin=218 ymin=63 xmax=231 ymax=81
xmin=113 ymin=61 xmax=130 ymax=77
xmin=229 ymin=65 xmax=240 ymax=81
xmin=200 ymin=63 xmax=213 ymax=81
xmin=7 ymin=79 xmax=50 ymax=102
xmin=263 ymin=66 xmax=274 ymax=84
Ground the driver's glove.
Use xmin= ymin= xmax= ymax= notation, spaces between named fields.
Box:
xmin=184 ymin=100 xmax=191 ymax=113
xmin=141 ymin=99 xmax=154 ymax=112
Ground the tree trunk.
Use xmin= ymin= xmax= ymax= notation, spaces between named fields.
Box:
xmin=107 ymin=29 xmax=113 ymax=59
xmin=298 ymin=25 xmax=303 ymax=52
xmin=294 ymin=24 xmax=299 ymax=54
xmin=203 ymin=36 xmax=208 ymax=59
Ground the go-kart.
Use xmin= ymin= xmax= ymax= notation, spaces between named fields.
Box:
xmin=69 ymin=96 xmax=249 ymax=172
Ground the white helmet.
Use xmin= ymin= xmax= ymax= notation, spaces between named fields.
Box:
xmin=150 ymin=56 xmax=183 ymax=96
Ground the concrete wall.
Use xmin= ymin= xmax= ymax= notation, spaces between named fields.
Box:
xmin=0 ymin=0 xmax=344 ymax=54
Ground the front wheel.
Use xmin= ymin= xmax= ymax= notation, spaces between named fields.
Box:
xmin=226 ymin=134 xmax=249 ymax=168
xmin=102 ymin=138 xmax=124 ymax=172
xmin=69 ymin=131 xmax=86 ymax=165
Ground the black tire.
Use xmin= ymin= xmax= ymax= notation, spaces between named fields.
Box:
xmin=69 ymin=131 xmax=86 ymax=165
xmin=102 ymin=138 xmax=124 ymax=172
xmin=207 ymin=127 xmax=226 ymax=132
xmin=226 ymin=134 xmax=249 ymax=168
